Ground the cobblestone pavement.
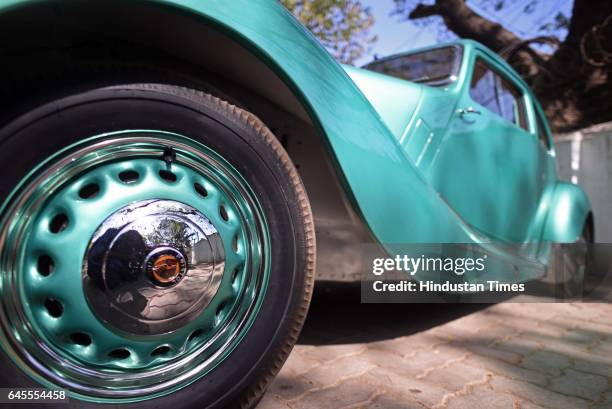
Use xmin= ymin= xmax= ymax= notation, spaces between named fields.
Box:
xmin=258 ymin=283 xmax=612 ymax=409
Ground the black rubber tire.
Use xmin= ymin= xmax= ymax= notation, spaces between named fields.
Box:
xmin=553 ymin=224 xmax=592 ymax=299
xmin=0 ymin=83 xmax=316 ymax=409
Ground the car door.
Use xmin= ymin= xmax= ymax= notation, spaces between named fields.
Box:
xmin=427 ymin=52 xmax=544 ymax=243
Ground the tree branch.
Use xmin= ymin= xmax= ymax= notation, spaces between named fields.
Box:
xmin=399 ymin=0 xmax=612 ymax=131
xmin=408 ymin=0 xmax=520 ymax=51
xmin=408 ymin=4 xmax=440 ymax=19
xmin=407 ymin=0 xmax=541 ymax=79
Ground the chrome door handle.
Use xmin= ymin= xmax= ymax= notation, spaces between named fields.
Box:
xmin=458 ymin=107 xmax=482 ymax=116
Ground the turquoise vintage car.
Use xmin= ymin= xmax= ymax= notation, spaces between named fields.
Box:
xmin=0 ymin=0 xmax=592 ymax=408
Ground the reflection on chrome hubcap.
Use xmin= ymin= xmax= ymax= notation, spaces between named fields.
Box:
xmin=83 ymin=200 xmax=225 ymax=335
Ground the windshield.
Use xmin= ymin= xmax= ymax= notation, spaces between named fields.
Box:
xmin=364 ymin=46 xmax=462 ymax=87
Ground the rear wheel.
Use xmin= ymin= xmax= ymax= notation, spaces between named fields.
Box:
xmin=0 ymin=83 xmax=315 ymax=408
xmin=552 ymin=223 xmax=593 ymax=299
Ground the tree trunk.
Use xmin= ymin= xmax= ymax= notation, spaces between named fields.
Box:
xmin=406 ymin=0 xmax=612 ymax=132
xmin=534 ymin=0 xmax=612 ymax=131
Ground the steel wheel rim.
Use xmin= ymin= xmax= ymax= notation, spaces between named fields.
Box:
xmin=0 ymin=131 xmax=271 ymax=402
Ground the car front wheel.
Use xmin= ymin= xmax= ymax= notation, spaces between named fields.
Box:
xmin=0 ymin=83 xmax=315 ymax=408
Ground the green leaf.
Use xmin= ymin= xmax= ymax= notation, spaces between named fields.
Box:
xmin=281 ymin=0 xmax=377 ymax=64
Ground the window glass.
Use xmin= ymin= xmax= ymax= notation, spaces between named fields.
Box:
xmin=470 ymin=59 xmax=527 ymax=130
xmin=365 ymin=46 xmax=461 ymax=87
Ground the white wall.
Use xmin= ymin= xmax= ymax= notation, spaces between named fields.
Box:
xmin=556 ymin=122 xmax=612 ymax=243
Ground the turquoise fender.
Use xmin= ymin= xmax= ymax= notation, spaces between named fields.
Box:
xmin=0 ymin=0 xmax=475 ymax=245
xmin=0 ymin=0 xmax=591 ymax=251
xmin=542 ymin=182 xmax=592 ymax=243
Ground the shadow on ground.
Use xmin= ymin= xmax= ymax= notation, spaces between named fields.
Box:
xmin=266 ymin=287 xmax=611 ymax=408
xmin=298 ymin=281 xmax=490 ymax=346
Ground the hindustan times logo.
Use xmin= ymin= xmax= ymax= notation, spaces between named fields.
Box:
xmin=372 ymin=254 xmax=487 ymax=276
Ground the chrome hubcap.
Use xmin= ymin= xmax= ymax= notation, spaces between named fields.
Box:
xmin=83 ymin=199 xmax=225 ymax=335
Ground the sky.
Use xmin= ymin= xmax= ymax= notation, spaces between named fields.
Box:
xmin=354 ymin=1 xmax=437 ymax=66
xmin=354 ymin=0 xmax=574 ymax=67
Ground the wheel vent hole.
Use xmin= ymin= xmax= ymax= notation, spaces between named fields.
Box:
xmin=108 ymin=349 xmax=131 ymax=360
xmin=194 ymin=183 xmax=208 ymax=198
xmin=44 ymin=299 xmax=63 ymax=318
xmin=220 ymin=205 xmax=229 ymax=222
xmin=151 ymin=346 xmax=171 ymax=357
xmin=188 ymin=329 xmax=205 ymax=342
xmin=37 ymin=255 xmax=55 ymax=276
xmin=49 ymin=214 xmax=69 ymax=234
xmin=231 ymin=265 xmax=242 ymax=285
xmin=216 ymin=302 xmax=227 ymax=317
xmin=118 ymin=170 xmax=140 ymax=184
xmin=70 ymin=332 xmax=92 ymax=346
xmin=232 ymin=235 xmax=239 ymax=252
xmin=78 ymin=183 xmax=100 ymax=199
xmin=159 ymin=169 xmax=177 ymax=183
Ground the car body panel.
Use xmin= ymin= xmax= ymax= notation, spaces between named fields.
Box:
xmin=427 ymin=43 xmax=547 ymax=243
xmin=542 ymin=181 xmax=591 ymax=243
xmin=341 ymin=64 xmax=423 ymax=141
xmin=0 ymin=1 xmax=592 ymax=279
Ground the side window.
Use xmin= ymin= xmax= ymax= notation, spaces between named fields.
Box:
xmin=535 ymin=113 xmax=551 ymax=150
xmin=470 ymin=59 xmax=527 ymax=130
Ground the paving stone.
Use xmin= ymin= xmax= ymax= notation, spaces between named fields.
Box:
xmin=549 ymin=368 xmax=609 ymax=401
xmin=563 ymin=328 xmax=606 ymax=347
xmin=490 ymin=376 xmax=591 ymax=409
xmin=494 ymin=334 xmax=546 ymax=355
xmin=360 ymin=347 xmax=424 ymax=378
xmin=592 ymin=339 xmax=612 ymax=357
xmin=363 ymin=343 xmax=466 ymax=379
xmin=573 ymin=357 xmax=612 ymax=377
xmin=365 ymin=367 xmax=449 ymax=408
xmin=595 ymin=336 xmax=612 ymax=349
xmin=487 ymin=303 xmax=557 ymax=321
xmin=290 ymin=377 xmax=379 ymax=409
xmin=366 ymin=393 xmax=425 ymax=409
xmin=553 ymin=305 xmax=602 ymax=322
xmin=427 ymin=342 xmax=467 ymax=356
xmin=444 ymin=384 xmax=522 ymax=409
xmin=545 ymin=313 xmax=581 ymax=330
xmin=302 ymin=343 xmax=365 ymax=363
xmin=300 ymin=355 xmax=374 ymax=387
xmin=464 ymin=323 xmax=521 ymax=345
xmin=462 ymin=342 xmax=523 ymax=364
xmin=257 ymin=394 xmax=291 ymax=409
xmin=260 ymin=303 xmax=612 ymax=409
xmin=593 ymin=394 xmax=612 ymax=409
xmin=567 ymin=318 xmax=612 ymax=334
xmin=402 ymin=331 xmax=449 ymax=350
xmin=549 ymin=339 xmax=595 ymax=361
xmin=420 ymin=361 xmax=491 ymax=392
xmin=591 ymin=311 xmax=612 ymax=327
xmin=366 ymin=340 xmax=412 ymax=359
xmin=464 ymin=354 xmax=549 ymax=386
xmin=529 ymin=320 xmax=572 ymax=338
xmin=453 ymin=311 xmax=500 ymax=328
xmin=410 ymin=346 xmax=468 ymax=378
xmin=486 ymin=315 xmax=547 ymax=334
xmin=280 ymin=349 xmax=322 ymax=376
xmin=268 ymin=374 xmax=319 ymax=401
xmin=368 ymin=332 xmax=441 ymax=357
xmin=430 ymin=315 xmax=495 ymax=341
xmin=520 ymin=350 xmax=573 ymax=376
xmin=519 ymin=401 xmax=552 ymax=409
